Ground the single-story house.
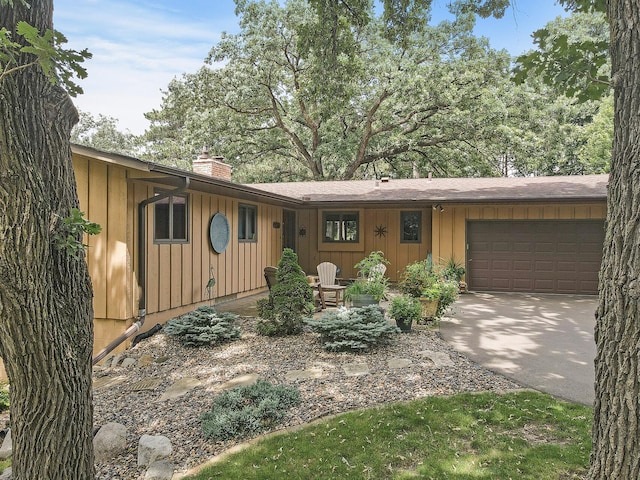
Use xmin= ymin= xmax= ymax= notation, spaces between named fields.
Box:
xmin=0 ymin=145 xmax=608 ymax=381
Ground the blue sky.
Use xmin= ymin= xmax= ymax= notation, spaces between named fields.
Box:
xmin=54 ymin=0 xmax=567 ymax=135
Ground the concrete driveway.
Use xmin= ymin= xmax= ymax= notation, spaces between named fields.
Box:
xmin=440 ymin=292 xmax=597 ymax=405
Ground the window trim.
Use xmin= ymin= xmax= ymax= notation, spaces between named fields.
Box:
xmin=400 ymin=210 xmax=422 ymax=244
xmin=238 ymin=203 xmax=258 ymax=242
xmin=153 ymin=189 xmax=189 ymax=244
xmin=321 ymin=210 xmax=360 ymax=243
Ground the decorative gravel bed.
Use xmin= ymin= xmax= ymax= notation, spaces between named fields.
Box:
xmin=93 ymin=316 xmax=522 ymax=479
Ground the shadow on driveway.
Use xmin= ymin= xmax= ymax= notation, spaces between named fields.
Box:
xmin=440 ymin=292 xmax=596 ymax=405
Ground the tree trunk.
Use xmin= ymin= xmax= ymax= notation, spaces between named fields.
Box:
xmin=589 ymin=1 xmax=640 ymax=478
xmin=0 ymin=2 xmax=95 ymax=478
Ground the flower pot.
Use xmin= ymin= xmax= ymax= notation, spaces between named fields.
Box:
xmin=350 ymin=294 xmax=379 ymax=308
xmin=418 ymin=297 xmax=439 ymax=320
xmin=395 ymin=318 xmax=413 ymax=332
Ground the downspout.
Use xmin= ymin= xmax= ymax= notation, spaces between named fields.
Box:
xmin=92 ymin=177 xmax=191 ymax=365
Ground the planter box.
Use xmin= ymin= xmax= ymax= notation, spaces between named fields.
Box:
xmin=350 ymin=294 xmax=379 ymax=308
xmin=418 ymin=298 xmax=439 ymax=319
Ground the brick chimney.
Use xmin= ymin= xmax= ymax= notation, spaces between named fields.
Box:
xmin=193 ymin=147 xmax=232 ymax=181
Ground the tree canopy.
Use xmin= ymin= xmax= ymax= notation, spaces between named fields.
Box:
xmin=142 ymin=0 xmax=610 ymax=182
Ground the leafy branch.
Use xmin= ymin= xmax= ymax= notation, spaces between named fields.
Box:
xmin=0 ymin=20 xmax=91 ymax=96
xmin=52 ymin=208 xmax=102 ymax=259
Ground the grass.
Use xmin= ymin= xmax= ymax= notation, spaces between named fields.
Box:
xmin=186 ymin=391 xmax=591 ymax=480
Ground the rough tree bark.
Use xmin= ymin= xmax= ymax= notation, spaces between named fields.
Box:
xmin=590 ymin=1 xmax=640 ymax=479
xmin=0 ymin=2 xmax=95 ymax=478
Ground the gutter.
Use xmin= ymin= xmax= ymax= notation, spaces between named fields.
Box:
xmin=92 ymin=177 xmax=191 ymax=365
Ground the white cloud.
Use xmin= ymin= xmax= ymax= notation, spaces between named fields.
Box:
xmin=54 ymin=0 xmax=234 ymax=134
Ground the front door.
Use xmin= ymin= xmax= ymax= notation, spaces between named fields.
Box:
xmin=283 ymin=210 xmax=297 ymax=251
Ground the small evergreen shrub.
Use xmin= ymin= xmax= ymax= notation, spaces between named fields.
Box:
xmin=0 ymin=386 xmax=8 ymax=413
xmin=201 ymin=379 xmax=301 ymax=441
xmin=164 ymin=305 xmax=241 ymax=347
xmin=257 ymin=248 xmax=314 ymax=336
xmin=305 ymin=305 xmax=400 ymax=352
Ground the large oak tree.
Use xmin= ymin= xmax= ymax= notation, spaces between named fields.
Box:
xmin=589 ymin=0 xmax=640 ymax=477
xmin=0 ymin=1 xmax=95 ymax=477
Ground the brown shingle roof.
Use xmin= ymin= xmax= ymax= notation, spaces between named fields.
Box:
xmin=248 ymin=175 xmax=608 ymax=204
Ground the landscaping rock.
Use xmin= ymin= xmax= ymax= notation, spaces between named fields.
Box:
xmin=157 ymin=377 xmax=202 ymax=402
xmin=138 ymin=435 xmax=172 ymax=466
xmin=343 ymin=362 xmax=370 ymax=376
xmin=144 ymin=459 xmax=174 ymax=480
xmin=121 ymin=358 xmax=137 ymax=368
xmin=220 ymin=373 xmax=259 ymax=390
xmin=0 ymin=429 xmax=11 ymax=460
xmin=94 ymin=422 xmax=127 ymax=464
xmin=0 ymin=467 xmax=11 ymax=479
xmin=138 ymin=355 xmax=154 ymax=367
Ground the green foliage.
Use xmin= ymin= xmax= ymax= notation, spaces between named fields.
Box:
xmin=306 ymin=305 xmax=400 ymax=352
xmin=513 ymin=10 xmax=609 ymax=102
xmin=441 ymin=256 xmax=465 ymax=282
xmin=164 ymin=305 xmax=241 ymax=347
xmin=144 ymin=0 xmax=514 ymax=181
xmin=0 ymin=20 xmax=91 ymax=97
xmin=190 ymin=391 xmax=591 ymax=480
xmin=71 ymin=110 xmax=142 ymax=156
xmin=345 ymin=251 xmax=390 ymax=302
xmin=422 ymin=280 xmax=459 ymax=320
xmin=344 ymin=280 xmax=387 ymax=302
xmin=257 ymin=248 xmax=314 ymax=336
xmin=201 ymin=379 xmax=301 ymax=441
xmin=399 ymin=255 xmax=436 ymax=298
xmin=353 ymin=251 xmax=389 ymax=281
xmin=0 ymin=384 xmax=8 ymax=413
xmin=388 ymin=295 xmax=422 ymax=323
xmin=52 ymin=208 xmax=102 ymax=259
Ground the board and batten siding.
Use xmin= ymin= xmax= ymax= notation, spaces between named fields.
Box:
xmin=295 ymin=207 xmax=432 ymax=282
xmin=431 ymin=203 xmax=608 ymax=279
xmin=75 ymin=154 xmax=284 ymax=356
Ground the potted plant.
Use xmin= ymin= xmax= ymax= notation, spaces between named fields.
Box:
xmin=420 ymin=279 xmax=459 ymax=321
xmin=441 ymin=256 xmax=466 ymax=293
xmin=389 ymin=295 xmax=422 ymax=332
xmin=399 ymin=254 xmax=459 ymax=322
xmin=344 ymin=251 xmax=390 ymax=307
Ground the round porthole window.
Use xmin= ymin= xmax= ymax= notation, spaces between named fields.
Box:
xmin=209 ymin=213 xmax=230 ymax=254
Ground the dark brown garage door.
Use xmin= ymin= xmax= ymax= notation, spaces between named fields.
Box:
xmin=467 ymin=220 xmax=604 ymax=294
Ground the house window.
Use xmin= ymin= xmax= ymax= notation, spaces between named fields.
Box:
xmin=323 ymin=211 xmax=359 ymax=243
xmin=401 ymin=211 xmax=421 ymax=243
xmin=154 ymin=191 xmax=189 ymax=243
xmin=238 ymin=204 xmax=257 ymax=241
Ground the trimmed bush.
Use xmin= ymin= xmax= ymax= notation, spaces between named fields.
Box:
xmin=164 ymin=305 xmax=241 ymax=347
xmin=201 ymin=379 xmax=301 ymax=441
xmin=306 ymin=305 xmax=400 ymax=352
xmin=0 ymin=386 xmax=8 ymax=413
xmin=257 ymin=248 xmax=314 ymax=336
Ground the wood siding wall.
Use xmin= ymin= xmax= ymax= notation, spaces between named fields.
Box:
xmin=431 ymin=203 xmax=607 ymax=278
xmin=295 ymin=207 xmax=432 ymax=282
xmin=73 ymin=154 xmax=283 ymax=355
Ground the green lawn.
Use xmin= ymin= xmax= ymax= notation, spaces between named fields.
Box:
xmin=187 ymin=391 xmax=591 ymax=480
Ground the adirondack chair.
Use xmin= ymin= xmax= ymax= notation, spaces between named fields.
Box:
xmin=316 ymin=262 xmax=347 ymax=307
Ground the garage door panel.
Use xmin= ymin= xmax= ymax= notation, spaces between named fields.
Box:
xmin=468 ymin=220 xmax=603 ymax=295
xmin=491 ymin=259 xmax=511 ymax=271
xmin=535 ymin=260 xmax=554 ymax=272
xmin=513 ymin=260 xmax=532 ymax=271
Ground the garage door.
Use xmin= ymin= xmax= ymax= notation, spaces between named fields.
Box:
xmin=467 ymin=220 xmax=604 ymax=294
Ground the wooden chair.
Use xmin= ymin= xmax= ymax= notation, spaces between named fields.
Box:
xmin=368 ymin=263 xmax=387 ymax=281
xmin=265 ymin=266 xmax=323 ymax=311
xmin=264 ymin=266 xmax=278 ymax=290
xmin=316 ymin=262 xmax=347 ymax=307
